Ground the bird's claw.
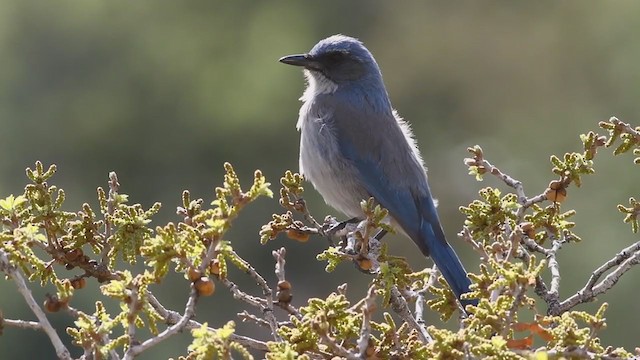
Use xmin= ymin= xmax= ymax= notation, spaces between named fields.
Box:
xmin=323 ymin=217 xmax=361 ymax=237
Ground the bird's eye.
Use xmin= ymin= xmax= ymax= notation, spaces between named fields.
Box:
xmin=325 ymin=51 xmax=348 ymax=63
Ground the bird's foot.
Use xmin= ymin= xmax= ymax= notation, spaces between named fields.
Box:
xmin=323 ymin=217 xmax=361 ymax=236
xmin=374 ymin=229 xmax=388 ymax=241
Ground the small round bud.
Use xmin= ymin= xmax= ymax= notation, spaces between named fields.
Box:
xmin=43 ymin=295 xmax=67 ymax=313
xmin=277 ymin=289 xmax=292 ymax=303
xmin=209 ymin=259 xmax=221 ymax=276
xmin=44 ymin=299 xmax=62 ymax=313
xmin=188 ymin=267 xmax=202 ymax=282
xmin=71 ymin=277 xmax=86 ymax=290
xmin=286 ymin=229 xmax=310 ymax=242
xmin=194 ymin=277 xmax=215 ymax=296
xmin=520 ymin=222 xmax=535 ymax=238
xmin=544 ymin=181 xmax=567 ymax=203
xmin=277 ymin=280 xmax=291 ymax=291
xmin=548 ymin=180 xmax=563 ymax=190
xmin=356 ymin=257 xmax=373 ymax=271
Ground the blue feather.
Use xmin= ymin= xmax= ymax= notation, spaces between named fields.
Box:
xmin=340 ymin=141 xmax=476 ymax=307
xmin=282 ymin=34 xmax=477 ymax=309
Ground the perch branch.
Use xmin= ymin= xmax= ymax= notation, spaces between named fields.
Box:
xmin=0 ymin=250 xmax=71 ymax=360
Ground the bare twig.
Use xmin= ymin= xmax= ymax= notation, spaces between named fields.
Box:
xmin=123 ymin=288 xmax=198 ymax=359
xmin=337 ymin=283 xmax=348 ymax=295
xmin=0 ymin=250 xmax=71 ymax=360
xmin=275 ymin=302 xmax=302 ymax=319
xmin=238 ymin=310 xmax=291 ymax=329
xmin=390 ymin=286 xmax=432 ymax=344
xmin=221 ymin=278 xmax=267 ymax=308
xmin=520 ymin=234 xmax=548 ymax=255
xmin=101 ymin=171 xmax=119 ymax=264
xmin=2 ymin=318 xmax=42 ymax=331
xmin=414 ymin=265 xmax=438 ymax=337
xmin=517 ymin=247 xmax=557 ymax=309
xmin=229 ymin=249 xmax=281 ymax=341
xmin=465 ymin=147 xmax=547 ymax=221
xmin=273 ymin=247 xmax=287 ymax=283
xmin=547 ymin=240 xmax=563 ymax=298
xmin=317 ymin=331 xmax=359 ymax=360
xmin=552 ymin=241 xmax=640 ymax=315
xmin=65 ymin=306 xmax=120 ymax=360
xmin=272 ymin=247 xmax=300 ymax=316
xmin=503 ymin=226 xmax=520 ymax=262
xmin=501 ymin=285 xmax=525 ymax=337
xmin=520 ymin=232 xmax=565 ymax=309
xmin=146 ymin=293 xmax=269 ymax=351
xmin=126 ymin=287 xmax=139 ymax=346
xmin=293 ymin=197 xmax=323 ymax=230
xmin=238 ymin=311 xmax=270 ymax=328
xmin=356 ymin=286 xmax=377 ymax=358
xmin=458 ymin=227 xmax=486 ymax=258
xmin=583 ymin=240 xmax=640 ymax=292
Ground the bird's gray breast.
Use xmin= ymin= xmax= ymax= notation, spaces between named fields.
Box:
xmin=298 ymin=98 xmax=369 ymax=218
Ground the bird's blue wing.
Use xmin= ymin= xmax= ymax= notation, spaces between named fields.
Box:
xmin=337 ymin=138 xmax=431 ymax=251
xmin=340 ymin=140 xmax=474 ymax=303
xmin=328 ymin=101 xmax=474 ymax=303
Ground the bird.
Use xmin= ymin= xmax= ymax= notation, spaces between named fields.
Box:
xmin=279 ymin=34 xmax=476 ymax=308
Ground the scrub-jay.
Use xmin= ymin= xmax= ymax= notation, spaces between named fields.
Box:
xmin=279 ymin=35 xmax=475 ymax=307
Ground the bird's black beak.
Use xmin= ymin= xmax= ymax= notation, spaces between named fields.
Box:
xmin=279 ymin=53 xmax=322 ymax=70
xmin=279 ymin=54 xmax=311 ymax=66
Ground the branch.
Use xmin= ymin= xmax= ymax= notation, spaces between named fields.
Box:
xmin=220 ymin=278 xmax=267 ymax=308
xmin=501 ymin=284 xmax=525 ymax=337
xmin=414 ymin=265 xmax=438 ymax=338
xmin=65 ymin=306 xmax=120 ymax=360
xmin=583 ymin=240 xmax=640 ymax=292
xmin=547 ymin=240 xmax=563 ymax=298
xmin=317 ymin=331 xmax=360 ymax=360
xmin=146 ymin=293 xmax=269 ymax=352
xmin=123 ymin=287 xmax=199 ymax=359
xmin=101 ymin=171 xmax=119 ymax=265
xmin=389 ymin=286 xmax=432 ymax=344
xmin=2 ymin=318 xmax=42 ymax=331
xmin=126 ymin=287 xmax=140 ymax=346
xmin=356 ymin=286 xmax=377 ymax=358
xmin=465 ymin=147 xmax=547 ymax=219
xmin=228 ymin=249 xmax=281 ymax=342
xmin=0 ymin=250 xmax=71 ymax=360
xmin=519 ymin=233 xmax=566 ymax=312
xmin=608 ymin=117 xmax=640 ymax=141
xmin=293 ymin=198 xmax=323 ymax=231
xmin=553 ymin=240 xmax=640 ymax=315
xmin=272 ymin=247 xmax=300 ymax=319
xmin=238 ymin=311 xmax=291 ymax=329
xmin=273 ymin=247 xmax=287 ymax=283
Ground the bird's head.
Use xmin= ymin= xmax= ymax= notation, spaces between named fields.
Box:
xmin=279 ymin=35 xmax=382 ymax=85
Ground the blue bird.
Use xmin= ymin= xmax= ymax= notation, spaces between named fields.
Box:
xmin=279 ymin=35 xmax=475 ymax=308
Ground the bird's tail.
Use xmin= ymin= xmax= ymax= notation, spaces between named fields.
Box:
xmin=420 ymin=225 xmax=477 ymax=308
xmin=412 ymin=196 xmax=477 ymax=308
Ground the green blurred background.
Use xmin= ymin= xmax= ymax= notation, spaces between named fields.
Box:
xmin=1 ymin=1 xmax=639 ymax=358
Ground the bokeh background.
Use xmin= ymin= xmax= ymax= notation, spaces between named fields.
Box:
xmin=1 ymin=1 xmax=639 ymax=358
